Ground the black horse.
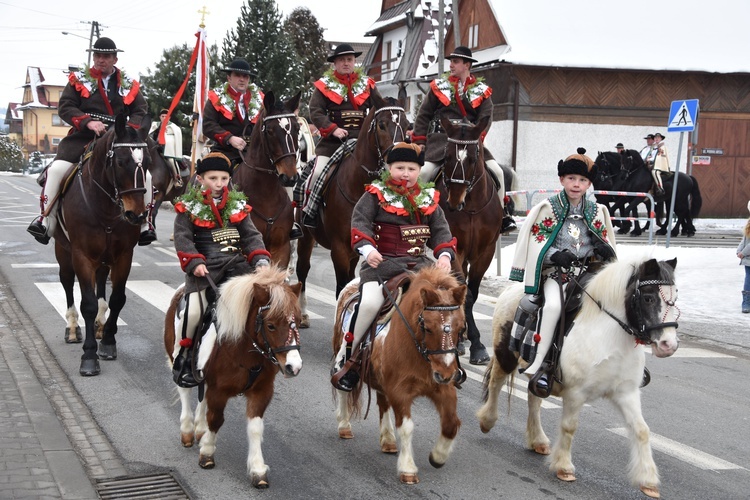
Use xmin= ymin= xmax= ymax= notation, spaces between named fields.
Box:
xmin=594 ymin=150 xmax=702 ymax=237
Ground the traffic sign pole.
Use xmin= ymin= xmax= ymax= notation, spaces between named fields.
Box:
xmin=665 ymin=131 xmax=685 ymax=248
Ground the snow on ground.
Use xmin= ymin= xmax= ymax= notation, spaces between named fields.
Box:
xmin=481 ymin=219 xmax=749 ymax=351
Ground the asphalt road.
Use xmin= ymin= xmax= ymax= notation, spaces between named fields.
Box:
xmin=1 ymin=173 xmax=749 ymax=500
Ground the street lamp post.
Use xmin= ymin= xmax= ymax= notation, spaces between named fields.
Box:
xmin=62 ymin=31 xmax=92 ymax=66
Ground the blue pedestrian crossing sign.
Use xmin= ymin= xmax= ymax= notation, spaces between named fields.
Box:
xmin=667 ymin=99 xmax=699 ymax=132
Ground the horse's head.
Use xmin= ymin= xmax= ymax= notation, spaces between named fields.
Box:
xmin=257 ymin=90 xmax=302 ymax=187
xmin=216 ymin=266 xmax=303 ymax=377
xmin=593 ymin=151 xmax=622 ymax=190
xmin=359 ymin=93 xmax=408 ymax=173
xmin=625 ymin=257 xmax=680 ymax=357
xmin=440 ymin=115 xmax=489 ymax=210
xmin=408 ymin=268 xmax=468 ymax=385
xmin=97 ymin=114 xmax=152 ymax=225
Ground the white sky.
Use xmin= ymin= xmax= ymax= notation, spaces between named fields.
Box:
xmin=2 ymin=0 xmax=749 ymax=107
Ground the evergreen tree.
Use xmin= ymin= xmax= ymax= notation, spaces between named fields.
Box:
xmin=140 ymin=43 xmax=220 ymax=155
xmin=0 ymin=136 xmax=24 ymax=172
xmin=283 ymin=7 xmax=328 ymax=117
xmin=221 ymin=0 xmax=304 ymax=100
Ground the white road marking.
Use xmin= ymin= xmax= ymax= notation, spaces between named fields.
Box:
xmin=35 ymin=282 xmax=126 ymax=326
xmin=608 ymin=427 xmax=747 ymax=471
xmin=14 ymin=263 xmax=142 ymax=268
xmin=125 ymin=281 xmax=176 ymax=313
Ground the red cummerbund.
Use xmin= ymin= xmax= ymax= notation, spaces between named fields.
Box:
xmin=374 ymin=222 xmax=430 ymax=258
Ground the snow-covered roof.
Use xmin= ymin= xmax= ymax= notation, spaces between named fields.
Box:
xmin=418 ymin=44 xmax=511 ymax=78
xmin=19 ymin=67 xmax=68 ymax=109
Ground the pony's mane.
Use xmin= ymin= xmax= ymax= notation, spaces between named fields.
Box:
xmin=577 ymin=252 xmax=674 ymax=322
xmin=409 ymin=266 xmax=460 ymax=296
xmin=215 ymin=265 xmax=292 ymax=343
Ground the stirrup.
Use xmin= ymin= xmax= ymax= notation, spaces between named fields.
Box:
xmin=172 ymin=351 xmax=200 ymax=388
xmin=330 ymin=359 xmax=360 ymax=392
xmin=528 ymin=370 xmax=553 ymax=399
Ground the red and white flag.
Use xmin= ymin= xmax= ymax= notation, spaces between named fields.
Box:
xmin=193 ymin=27 xmax=209 ymax=144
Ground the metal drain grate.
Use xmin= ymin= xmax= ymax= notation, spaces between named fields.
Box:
xmin=96 ymin=472 xmax=190 ymax=499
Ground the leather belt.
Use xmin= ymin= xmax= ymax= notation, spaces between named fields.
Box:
xmin=329 ymin=110 xmax=365 ymax=130
xmin=373 ymin=223 xmax=430 ymax=257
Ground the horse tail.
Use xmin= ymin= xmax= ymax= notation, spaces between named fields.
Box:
xmin=164 ymin=286 xmax=185 ymax=364
xmin=689 ymin=175 xmax=703 ymax=217
xmin=480 ymin=357 xmax=495 ymax=403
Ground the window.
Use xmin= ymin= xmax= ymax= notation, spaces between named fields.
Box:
xmin=52 ymin=137 xmax=62 ymax=146
xmin=468 ymin=24 xmax=479 ymax=48
xmin=384 ymin=40 xmax=392 ymax=77
xmin=51 ymin=114 xmax=64 ymax=126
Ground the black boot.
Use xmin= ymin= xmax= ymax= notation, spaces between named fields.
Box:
xmin=331 ymin=360 xmax=360 ymax=392
xmin=172 ymin=349 xmax=200 ymax=388
xmin=289 ymin=222 xmax=303 ymax=240
xmin=27 ymin=217 xmax=50 ymax=245
xmin=139 ymin=228 xmax=157 ymax=246
xmin=501 ymin=216 xmax=517 ymax=234
xmin=302 ymin=212 xmax=317 ymax=229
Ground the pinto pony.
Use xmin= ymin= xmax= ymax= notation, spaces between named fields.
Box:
xmin=54 ymin=114 xmax=151 ymax=376
xmin=332 ymin=267 xmax=467 ymax=484
xmin=233 ymin=91 xmax=302 ymax=268
xmin=476 ymin=256 xmax=680 ymax=498
xmin=164 ymin=265 xmax=302 ymax=488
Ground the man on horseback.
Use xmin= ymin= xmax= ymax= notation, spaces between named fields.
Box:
xmin=330 ymin=142 xmax=457 ymax=392
xmin=412 ymin=46 xmax=516 ymax=234
xmin=203 ymin=58 xmax=303 ymax=240
xmin=171 ymin=152 xmax=271 ymax=387
xmin=509 ymin=148 xmax=617 ymax=394
xmin=640 ymin=133 xmax=655 ymax=163
xmin=301 ymin=43 xmax=382 ymax=229
xmin=651 ymin=132 xmax=671 ymax=196
xmin=27 ymin=37 xmax=155 ymax=246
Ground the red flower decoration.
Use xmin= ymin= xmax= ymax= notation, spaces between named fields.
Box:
xmin=179 ymin=338 xmax=193 ymax=348
xmin=533 ymin=333 xmax=541 ymax=343
xmin=531 ymin=225 xmax=540 ymax=234
xmin=542 ymin=217 xmax=554 ymax=227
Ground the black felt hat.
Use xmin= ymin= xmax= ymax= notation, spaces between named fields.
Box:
xmin=87 ymin=37 xmax=123 ymax=53
xmin=221 ymin=58 xmax=257 ymax=77
xmin=446 ymin=45 xmax=478 ymax=63
xmin=653 ymin=132 xmax=666 ymax=140
xmin=615 ymin=143 xmax=624 ymax=149
xmin=196 ymin=153 xmax=233 ymax=176
xmin=644 ymin=134 xmax=655 ymax=140
xmin=387 ymin=142 xmax=424 ymax=166
xmin=327 ymin=43 xmax=362 ymax=62
xmin=557 ymin=147 xmax=597 ymax=182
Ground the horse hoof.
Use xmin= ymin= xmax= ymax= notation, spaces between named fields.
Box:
xmin=640 ymin=484 xmax=660 ymax=498
xmin=180 ymin=433 xmax=194 ymax=447
xmin=79 ymin=358 xmax=100 ymax=376
xmin=470 ymin=347 xmax=490 ymax=365
xmin=479 ymin=422 xmax=493 ymax=434
xmin=195 ymin=432 xmax=205 ymax=443
xmin=299 ymin=314 xmax=310 ymax=329
xmin=64 ymin=327 xmax=82 ymax=344
xmin=251 ymin=472 xmax=269 ymax=489
xmin=97 ymin=342 xmax=117 ymax=360
xmin=556 ymin=469 xmax=576 ymax=482
xmin=198 ymin=454 xmax=215 ymax=469
xmin=428 ymin=452 xmax=445 ymax=468
xmin=338 ymin=428 xmax=354 ymax=439
xmin=533 ymin=443 xmax=550 ymax=455
xmin=399 ymin=473 xmax=419 ymax=484
xmin=381 ymin=442 xmax=397 ymax=454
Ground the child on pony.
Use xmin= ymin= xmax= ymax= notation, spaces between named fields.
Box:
xmin=171 ymin=152 xmax=271 ymax=387
xmin=331 ymin=142 xmax=458 ymax=392
xmin=509 ymin=148 xmax=617 ymax=394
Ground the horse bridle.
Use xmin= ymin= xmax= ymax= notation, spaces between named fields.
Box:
xmin=444 ymin=136 xmax=482 ymax=194
xmin=580 ymin=275 xmax=680 ymax=345
xmin=250 ymin=303 xmax=301 ymax=369
xmin=262 ymin=112 xmax=299 ymax=166
xmin=89 ymin=138 xmax=149 ymax=206
xmin=365 ymin=105 xmax=407 ymax=176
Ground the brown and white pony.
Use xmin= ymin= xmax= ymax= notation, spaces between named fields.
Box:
xmin=332 ymin=267 xmax=467 ymax=484
xmin=476 ymin=255 xmax=680 ymax=498
xmin=164 ymin=265 xmax=302 ymax=488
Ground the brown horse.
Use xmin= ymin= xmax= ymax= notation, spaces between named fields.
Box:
xmin=54 ymin=114 xmax=152 ymax=376
xmin=332 ymin=267 xmax=467 ymax=484
xmin=163 ymin=265 xmax=303 ymax=488
xmin=295 ymin=95 xmax=408 ymax=324
xmin=233 ymin=91 xmax=301 ymax=269
xmin=437 ymin=116 xmax=501 ymax=364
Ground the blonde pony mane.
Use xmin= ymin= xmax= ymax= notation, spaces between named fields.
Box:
xmin=215 ymin=265 xmax=292 ymax=344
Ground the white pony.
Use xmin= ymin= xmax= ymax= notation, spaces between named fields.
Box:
xmin=476 ymin=255 xmax=680 ymax=499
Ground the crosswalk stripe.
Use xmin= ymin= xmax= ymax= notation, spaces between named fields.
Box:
xmin=461 ymin=365 xmax=560 ymax=409
xmin=608 ymin=428 xmax=746 ymax=471
xmin=15 ymin=263 xmax=142 ymax=268
xmin=35 ymin=282 xmax=126 ymax=326
xmin=125 ymin=281 xmax=176 ymax=313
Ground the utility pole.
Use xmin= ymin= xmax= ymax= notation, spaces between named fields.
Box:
xmin=437 ymin=0 xmax=445 ymax=74
xmin=83 ymin=21 xmax=101 ymax=67
xmin=453 ymin=0 xmax=461 ymax=48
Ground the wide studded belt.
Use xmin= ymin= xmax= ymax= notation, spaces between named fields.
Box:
xmin=329 ymin=110 xmax=365 ymax=130
xmin=373 ymin=223 xmax=430 ymax=257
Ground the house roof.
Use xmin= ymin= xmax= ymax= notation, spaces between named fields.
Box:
xmin=365 ymin=1 xmax=414 ymax=36
xmin=19 ymin=67 xmax=68 ymax=109
xmin=6 ymin=103 xmax=22 ymax=121
xmin=326 ymin=41 xmax=372 ymax=65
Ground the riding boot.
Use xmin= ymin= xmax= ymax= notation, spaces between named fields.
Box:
xmin=172 ymin=346 xmax=199 ymax=388
xmin=139 ymin=174 xmax=157 ymax=246
xmin=418 ymin=161 xmax=441 ymax=184
xmin=524 ymin=278 xmax=562 ymax=396
xmin=486 ymin=159 xmax=517 ymax=234
xmin=301 ymin=155 xmax=330 ymax=228
xmin=27 ymin=160 xmax=71 ymax=244
xmin=286 ymin=188 xmax=304 ymax=240
xmin=331 ymin=282 xmax=384 ymax=392
xmin=172 ymin=291 xmax=205 ymax=388
xmin=742 ymin=291 xmax=750 ymax=313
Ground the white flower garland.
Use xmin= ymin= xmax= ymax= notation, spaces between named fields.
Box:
xmin=214 ymin=82 xmax=262 ymax=120
xmin=319 ymin=67 xmax=368 ymax=102
xmin=433 ymin=73 xmax=489 ymax=105
xmin=370 ymin=178 xmax=436 ymax=214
